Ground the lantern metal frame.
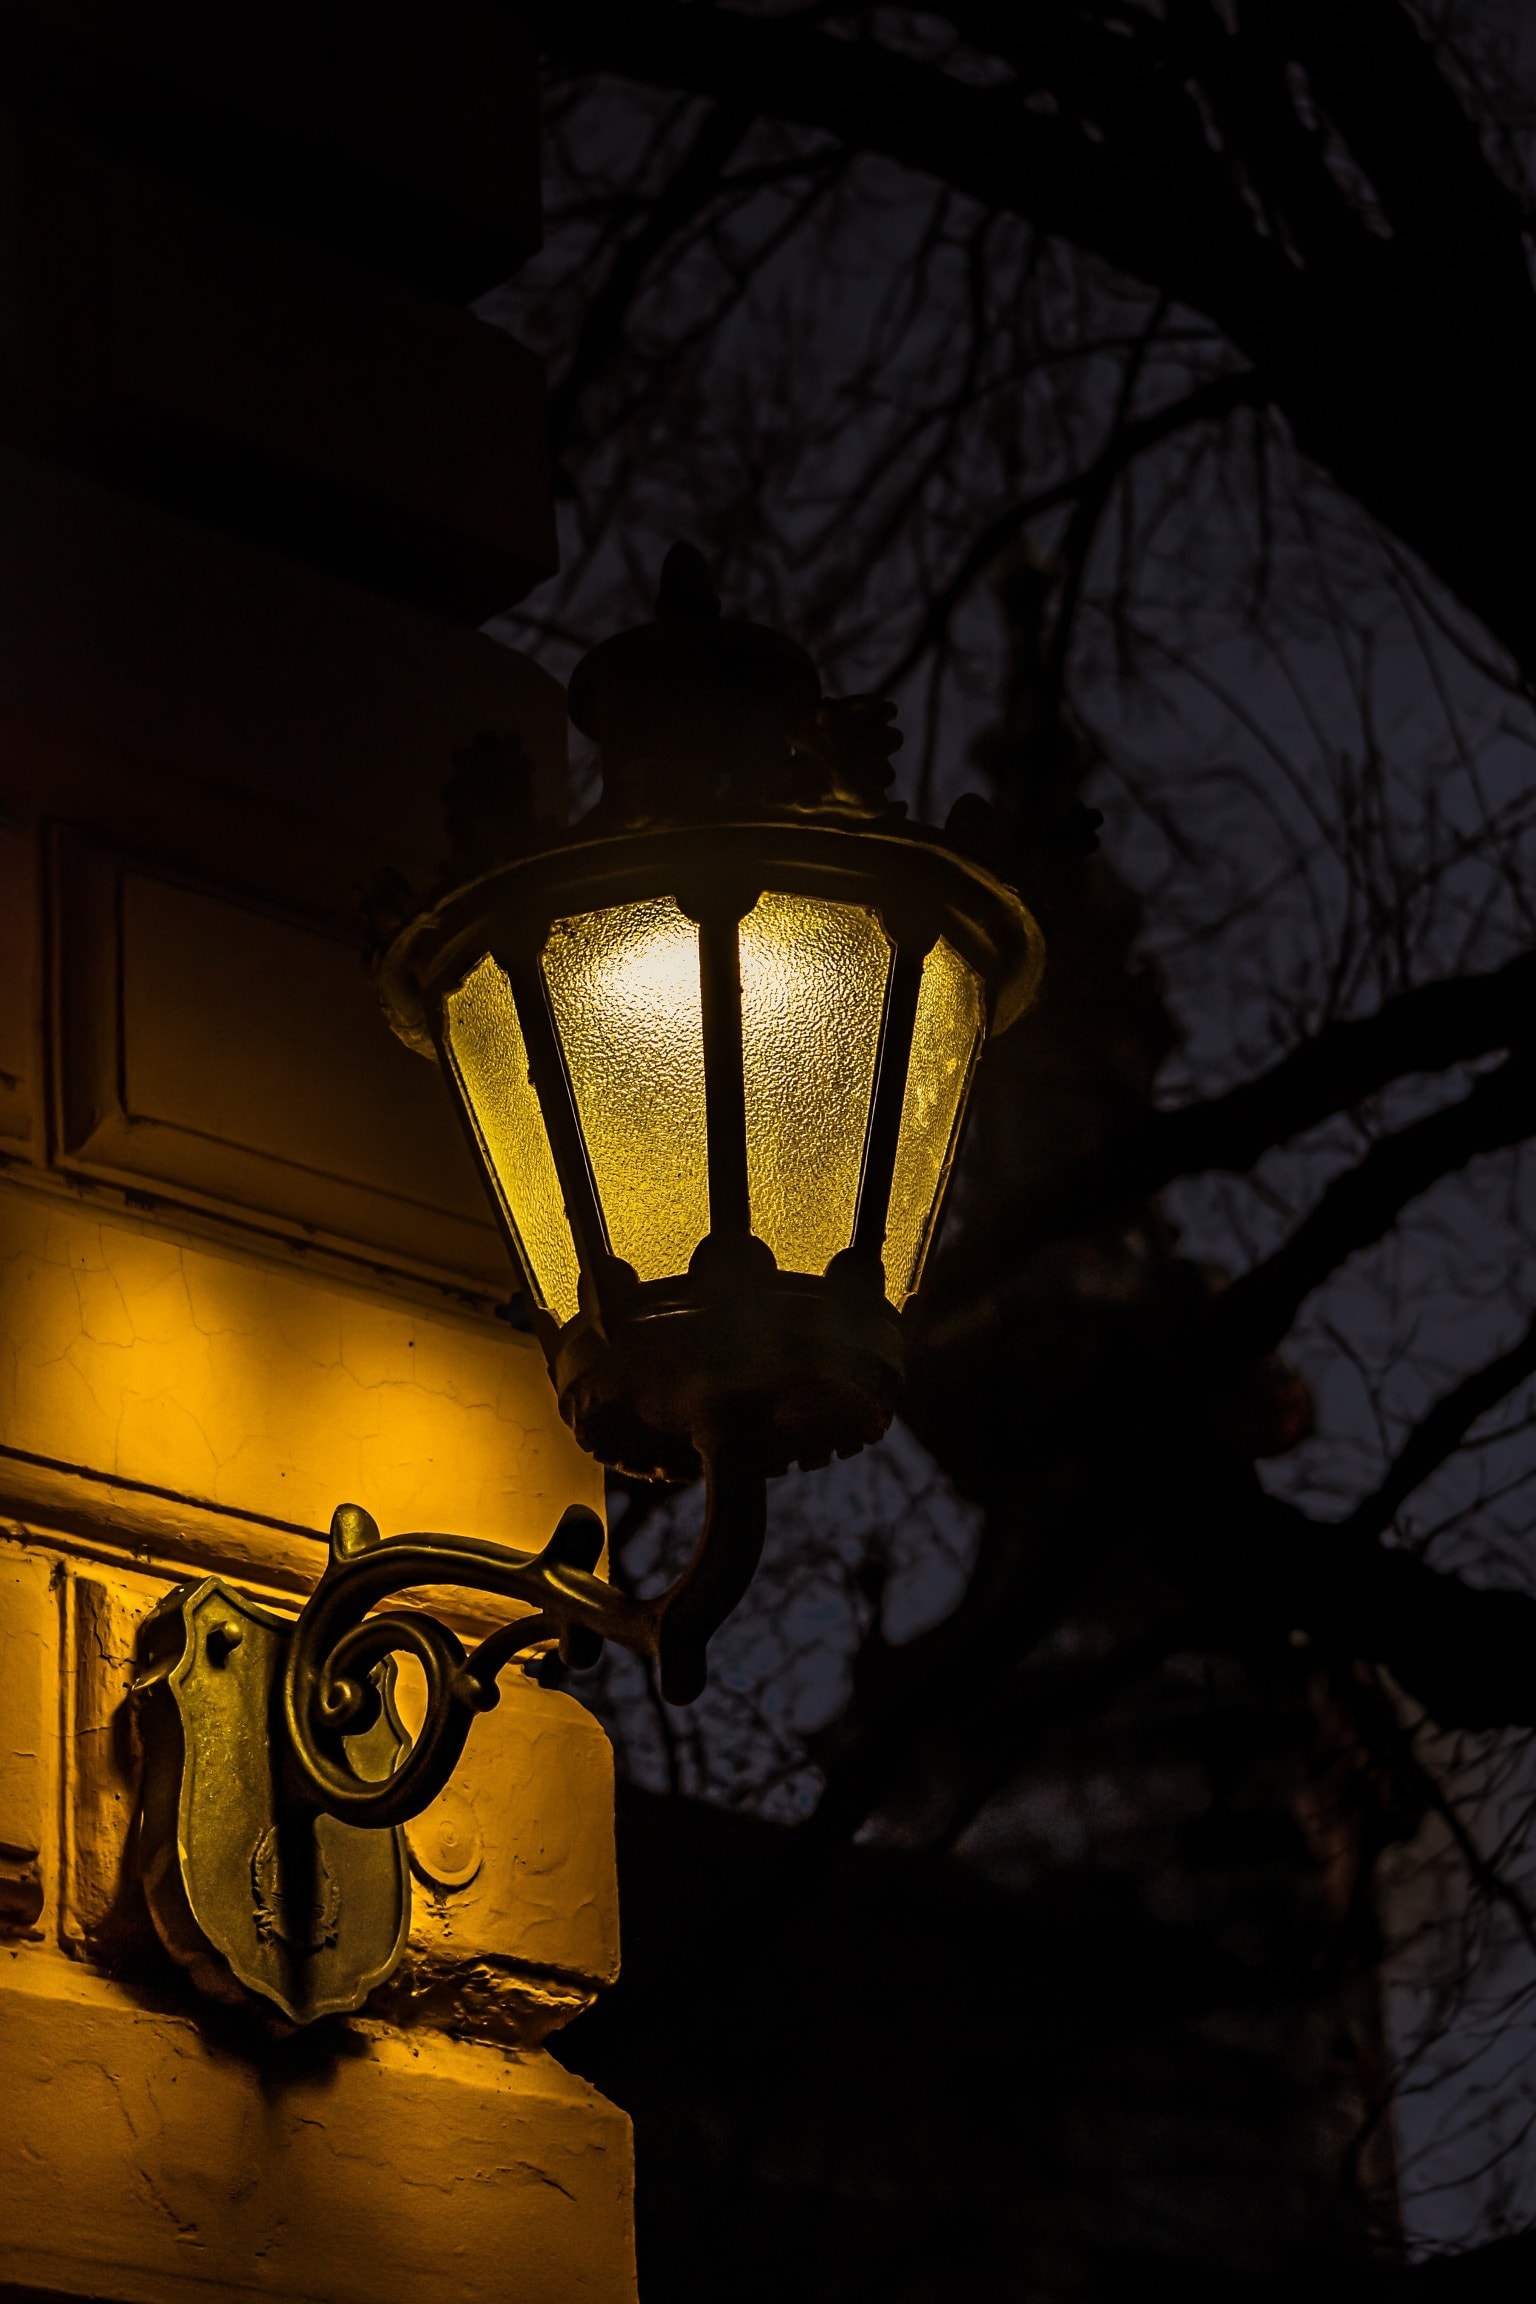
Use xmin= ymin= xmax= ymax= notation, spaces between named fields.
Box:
xmin=383 ymin=819 xmax=1040 ymax=1469
xmin=373 ymin=813 xmax=1040 ymax=1710
xmin=133 ymin=552 xmax=1044 ymax=2025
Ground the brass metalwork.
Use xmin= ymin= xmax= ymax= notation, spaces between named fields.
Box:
xmin=282 ymin=1460 xmax=765 ymax=1822
xmin=384 ymin=818 xmax=1038 ymax=1480
xmin=139 ymin=1468 xmax=776 ymax=2021
xmin=136 ymin=1458 xmax=770 ymax=2021
xmin=136 ymin=1577 xmax=411 ymax=2025
xmin=372 ymin=547 xmax=1044 ymax=1698
xmin=132 ymin=553 xmax=1047 ymax=2029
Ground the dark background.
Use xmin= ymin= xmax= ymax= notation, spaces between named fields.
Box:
xmin=495 ymin=7 xmax=1536 ymax=2298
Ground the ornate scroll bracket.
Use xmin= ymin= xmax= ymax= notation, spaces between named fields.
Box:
xmin=284 ymin=1421 xmax=768 ymax=1833
xmin=137 ymin=1439 xmax=767 ymax=2022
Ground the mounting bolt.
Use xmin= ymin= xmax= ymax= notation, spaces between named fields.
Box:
xmin=405 ymin=1789 xmax=484 ymax=1892
xmin=206 ymin=1620 xmax=243 ymax=1663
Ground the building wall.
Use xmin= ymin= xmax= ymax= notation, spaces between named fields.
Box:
xmin=0 ymin=12 xmax=638 ymax=2298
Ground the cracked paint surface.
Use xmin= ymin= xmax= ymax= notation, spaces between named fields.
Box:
xmin=0 ymin=1187 xmax=601 ymax=1543
xmin=0 ymin=1182 xmax=633 ymax=2301
xmin=0 ymin=1967 xmax=637 ymax=2302
xmin=382 ymin=1669 xmax=621 ymax=2042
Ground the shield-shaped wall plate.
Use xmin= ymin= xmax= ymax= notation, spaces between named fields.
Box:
xmin=137 ymin=1577 xmax=411 ymax=2025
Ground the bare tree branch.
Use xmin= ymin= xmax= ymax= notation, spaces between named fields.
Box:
xmin=878 ymin=362 xmax=1263 ymax=690
xmin=1382 ymin=1700 xmax=1536 ymax=1961
xmin=546 ymin=98 xmax=754 ymax=459
xmin=1150 ymin=950 xmax=1536 ymax=1185
xmin=1214 ymin=1056 xmax=1536 ymax=1357
xmin=1278 ymin=1496 xmax=1536 ymax=1732
xmin=1343 ymin=1310 xmax=1536 ymax=1546
xmin=928 ymin=953 xmax=1536 ymax=1356
xmin=533 ymin=0 xmax=1283 ymax=327
xmin=529 ymin=0 xmax=1536 ymax=675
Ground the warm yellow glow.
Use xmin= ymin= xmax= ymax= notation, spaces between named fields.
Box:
xmin=739 ymin=892 xmax=890 ymax=1274
xmin=0 ymin=1185 xmax=603 ymax=1541
xmin=443 ymin=956 xmax=581 ymax=1325
xmin=0 ymin=1965 xmax=637 ymax=2297
xmin=883 ymin=937 xmax=984 ymax=1306
xmin=542 ymin=898 xmax=710 ymax=1282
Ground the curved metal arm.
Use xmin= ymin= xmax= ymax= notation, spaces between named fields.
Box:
xmin=282 ymin=1421 xmax=769 ymax=1829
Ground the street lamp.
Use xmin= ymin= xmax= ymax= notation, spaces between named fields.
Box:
xmin=137 ymin=550 xmax=1043 ymax=2021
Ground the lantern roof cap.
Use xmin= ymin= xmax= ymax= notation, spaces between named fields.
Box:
xmin=377 ymin=815 xmax=1045 ymax=1065
xmin=569 ymin=544 xmax=864 ymax=825
xmin=568 ymin=543 xmax=819 ymax=760
xmin=360 ymin=547 xmax=1051 ymax=955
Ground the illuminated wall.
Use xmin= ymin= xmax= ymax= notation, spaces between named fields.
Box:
xmin=0 ymin=609 xmax=636 ymax=2304
xmin=0 ymin=11 xmax=637 ymax=2298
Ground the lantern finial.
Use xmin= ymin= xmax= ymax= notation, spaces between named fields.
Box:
xmin=568 ymin=548 xmax=821 ymax=815
xmin=655 ymin=540 xmax=721 ymax=622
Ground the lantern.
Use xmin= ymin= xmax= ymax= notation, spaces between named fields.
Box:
xmin=376 ymin=550 xmax=1042 ymax=1696
xmin=133 ymin=549 xmax=1045 ymax=2027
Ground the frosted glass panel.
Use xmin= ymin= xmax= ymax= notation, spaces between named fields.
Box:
xmin=443 ymin=955 xmax=581 ymax=1325
xmin=542 ymin=898 xmax=709 ymax=1282
xmin=740 ymin=893 xmax=890 ymax=1275
xmin=883 ymin=938 xmax=983 ymax=1307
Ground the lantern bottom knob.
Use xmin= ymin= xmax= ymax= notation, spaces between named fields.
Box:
xmin=549 ymin=1264 xmax=903 ymax=1482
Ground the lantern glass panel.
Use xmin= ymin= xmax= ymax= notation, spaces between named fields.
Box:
xmin=739 ymin=892 xmax=891 ymax=1276
xmin=444 ymin=954 xmax=581 ymax=1324
xmin=542 ymin=897 xmax=710 ymax=1282
xmin=882 ymin=937 xmax=984 ymax=1306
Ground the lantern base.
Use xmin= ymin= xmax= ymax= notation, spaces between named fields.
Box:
xmin=547 ymin=1264 xmax=903 ymax=1482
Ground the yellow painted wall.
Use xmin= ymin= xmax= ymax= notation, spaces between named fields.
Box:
xmin=0 ymin=1963 xmax=634 ymax=2304
xmin=0 ymin=1178 xmax=601 ymax=1551
xmin=0 ymin=255 xmax=638 ymax=2295
xmin=0 ymin=1180 xmax=636 ymax=2304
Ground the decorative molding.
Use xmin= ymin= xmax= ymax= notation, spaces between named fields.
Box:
xmin=0 ymin=1547 xmax=49 ymax=1933
xmin=61 ymin=1567 xmax=151 ymax=1959
xmin=0 ymin=1449 xmax=326 ymax=1598
xmin=48 ymin=828 xmax=508 ymax=1289
xmin=0 ymin=1459 xmax=563 ymax=1638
